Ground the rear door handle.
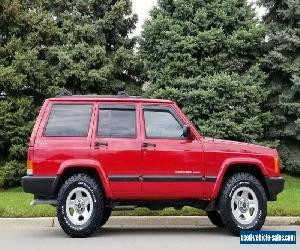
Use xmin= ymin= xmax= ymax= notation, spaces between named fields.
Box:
xmin=142 ymin=142 xmax=156 ymax=148
xmin=94 ymin=142 xmax=108 ymax=148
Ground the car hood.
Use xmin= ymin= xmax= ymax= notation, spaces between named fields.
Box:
xmin=202 ymin=137 xmax=276 ymax=156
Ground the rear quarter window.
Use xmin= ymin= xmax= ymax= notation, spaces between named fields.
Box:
xmin=44 ymin=104 xmax=92 ymax=137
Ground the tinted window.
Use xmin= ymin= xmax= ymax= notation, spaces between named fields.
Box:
xmin=44 ymin=104 xmax=92 ymax=136
xmin=144 ymin=109 xmax=183 ymax=138
xmin=98 ymin=105 xmax=136 ymax=137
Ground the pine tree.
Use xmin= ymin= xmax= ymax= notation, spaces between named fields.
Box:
xmin=0 ymin=1 xmax=61 ymax=187
xmin=0 ymin=0 xmax=141 ymax=187
xmin=141 ymin=0 xmax=272 ymax=143
xmin=0 ymin=0 xmax=60 ymax=101
xmin=48 ymin=0 xmax=142 ymax=95
xmin=260 ymin=0 xmax=300 ymax=174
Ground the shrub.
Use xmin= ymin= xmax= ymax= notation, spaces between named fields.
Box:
xmin=0 ymin=161 xmax=26 ymax=188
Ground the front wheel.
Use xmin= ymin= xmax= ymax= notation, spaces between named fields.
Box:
xmin=57 ymin=173 xmax=104 ymax=237
xmin=99 ymin=206 xmax=112 ymax=227
xmin=219 ymin=173 xmax=267 ymax=236
xmin=207 ymin=210 xmax=224 ymax=228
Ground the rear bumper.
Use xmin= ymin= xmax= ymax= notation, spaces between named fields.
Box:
xmin=264 ymin=176 xmax=284 ymax=201
xmin=21 ymin=176 xmax=60 ymax=199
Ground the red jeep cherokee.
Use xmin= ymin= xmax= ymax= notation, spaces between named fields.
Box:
xmin=22 ymin=94 xmax=284 ymax=237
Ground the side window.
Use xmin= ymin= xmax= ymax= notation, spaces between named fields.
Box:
xmin=44 ymin=104 xmax=92 ymax=137
xmin=144 ymin=107 xmax=183 ymax=138
xmin=97 ymin=105 xmax=136 ymax=138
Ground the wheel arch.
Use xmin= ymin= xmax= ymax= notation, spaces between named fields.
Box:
xmin=211 ymin=158 xmax=269 ymax=201
xmin=54 ymin=159 xmax=112 ymax=198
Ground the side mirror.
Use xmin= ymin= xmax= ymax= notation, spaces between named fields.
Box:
xmin=182 ymin=125 xmax=191 ymax=138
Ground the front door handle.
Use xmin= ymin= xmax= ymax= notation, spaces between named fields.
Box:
xmin=94 ymin=141 xmax=108 ymax=148
xmin=142 ymin=142 xmax=156 ymax=148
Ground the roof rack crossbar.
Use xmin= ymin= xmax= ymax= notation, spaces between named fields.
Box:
xmin=117 ymin=91 xmax=130 ymax=96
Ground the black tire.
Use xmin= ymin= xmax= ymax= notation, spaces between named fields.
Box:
xmin=99 ymin=206 xmax=112 ymax=227
xmin=219 ymin=172 xmax=267 ymax=236
xmin=57 ymin=173 xmax=104 ymax=238
xmin=207 ymin=210 xmax=225 ymax=228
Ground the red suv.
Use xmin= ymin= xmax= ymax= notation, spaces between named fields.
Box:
xmin=22 ymin=94 xmax=284 ymax=237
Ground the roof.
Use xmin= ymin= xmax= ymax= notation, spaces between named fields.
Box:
xmin=48 ymin=95 xmax=173 ymax=104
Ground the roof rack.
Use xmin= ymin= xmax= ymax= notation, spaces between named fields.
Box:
xmin=0 ymin=91 xmax=7 ymax=100
xmin=56 ymin=89 xmax=142 ymax=99
xmin=117 ymin=91 xmax=129 ymax=96
xmin=57 ymin=88 xmax=72 ymax=97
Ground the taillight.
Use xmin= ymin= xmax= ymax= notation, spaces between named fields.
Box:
xmin=274 ymin=155 xmax=280 ymax=176
xmin=27 ymin=148 xmax=33 ymax=175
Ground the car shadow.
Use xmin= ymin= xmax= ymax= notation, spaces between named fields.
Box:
xmin=37 ymin=226 xmax=233 ymax=239
xmin=93 ymin=226 xmax=231 ymax=237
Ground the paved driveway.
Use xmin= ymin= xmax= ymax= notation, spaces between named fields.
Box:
xmin=0 ymin=223 xmax=298 ymax=250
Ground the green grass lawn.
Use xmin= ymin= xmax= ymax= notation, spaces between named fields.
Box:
xmin=0 ymin=174 xmax=299 ymax=217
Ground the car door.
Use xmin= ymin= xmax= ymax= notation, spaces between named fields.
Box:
xmin=141 ymin=104 xmax=204 ymax=199
xmin=91 ymin=102 xmax=142 ymax=198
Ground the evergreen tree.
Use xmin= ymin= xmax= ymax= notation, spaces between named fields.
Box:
xmin=0 ymin=0 xmax=60 ymax=101
xmin=260 ymin=0 xmax=300 ymax=174
xmin=141 ymin=0 xmax=272 ymax=143
xmin=0 ymin=0 xmax=141 ymax=187
xmin=0 ymin=97 xmax=35 ymax=187
xmin=0 ymin=0 xmax=60 ymax=185
xmin=48 ymin=0 xmax=142 ymax=95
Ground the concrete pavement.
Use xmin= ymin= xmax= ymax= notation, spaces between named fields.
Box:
xmin=1 ymin=215 xmax=299 ymax=228
xmin=0 ymin=217 xmax=299 ymax=250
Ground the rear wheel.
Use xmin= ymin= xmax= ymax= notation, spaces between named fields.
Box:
xmin=219 ymin=172 xmax=267 ymax=236
xmin=207 ymin=210 xmax=224 ymax=227
xmin=57 ymin=173 xmax=104 ymax=237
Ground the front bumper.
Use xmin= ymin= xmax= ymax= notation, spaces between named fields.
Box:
xmin=264 ymin=176 xmax=284 ymax=201
xmin=21 ymin=176 xmax=60 ymax=199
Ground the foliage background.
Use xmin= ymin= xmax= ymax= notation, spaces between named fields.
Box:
xmin=0 ymin=0 xmax=142 ymax=187
xmin=259 ymin=0 xmax=300 ymax=175
xmin=140 ymin=0 xmax=272 ymax=144
xmin=0 ymin=0 xmax=299 ymax=187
